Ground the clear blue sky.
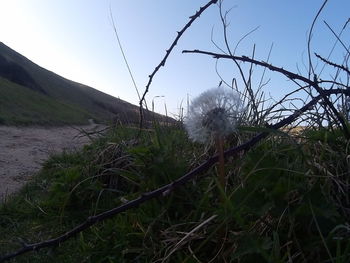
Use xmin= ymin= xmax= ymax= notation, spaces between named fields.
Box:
xmin=0 ymin=0 xmax=349 ymax=116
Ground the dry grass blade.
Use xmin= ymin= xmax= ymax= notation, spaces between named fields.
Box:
xmin=161 ymin=215 xmax=217 ymax=262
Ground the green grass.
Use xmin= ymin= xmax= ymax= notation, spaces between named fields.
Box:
xmin=0 ymin=77 xmax=92 ymax=125
xmin=0 ymin=42 xmax=169 ymax=126
xmin=0 ymin=125 xmax=349 ymax=262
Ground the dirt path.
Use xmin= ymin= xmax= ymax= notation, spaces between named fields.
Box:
xmin=0 ymin=124 xmax=105 ymax=202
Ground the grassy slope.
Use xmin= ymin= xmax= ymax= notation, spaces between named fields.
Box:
xmin=0 ymin=125 xmax=349 ymax=262
xmin=0 ymin=42 xmax=150 ymax=125
xmin=0 ymin=77 xmax=92 ymax=125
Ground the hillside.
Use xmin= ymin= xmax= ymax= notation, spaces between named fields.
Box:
xmin=0 ymin=42 xmax=157 ymax=125
xmin=0 ymin=77 xmax=91 ymax=125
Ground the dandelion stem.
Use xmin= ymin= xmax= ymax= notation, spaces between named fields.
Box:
xmin=216 ymin=135 xmax=225 ymax=189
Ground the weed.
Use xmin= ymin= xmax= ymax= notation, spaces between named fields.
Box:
xmin=0 ymin=124 xmax=349 ymax=262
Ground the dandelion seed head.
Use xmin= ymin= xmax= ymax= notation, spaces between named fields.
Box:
xmin=184 ymin=86 xmax=243 ymax=143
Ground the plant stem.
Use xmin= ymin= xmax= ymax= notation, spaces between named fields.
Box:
xmin=216 ymin=135 xmax=225 ymax=189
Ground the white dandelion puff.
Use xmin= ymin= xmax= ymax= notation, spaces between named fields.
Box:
xmin=184 ymin=86 xmax=244 ymax=143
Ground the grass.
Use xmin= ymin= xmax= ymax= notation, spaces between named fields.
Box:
xmin=0 ymin=123 xmax=349 ymax=262
xmin=0 ymin=77 xmax=92 ymax=125
xmin=0 ymin=43 xmax=170 ymax=126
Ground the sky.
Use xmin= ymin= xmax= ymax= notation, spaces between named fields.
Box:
xmin=0 ymin=0 xmax=349 ymax=117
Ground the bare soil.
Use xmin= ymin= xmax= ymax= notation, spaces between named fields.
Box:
xmin=0 ymin=125 xmax=104 ymax=202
